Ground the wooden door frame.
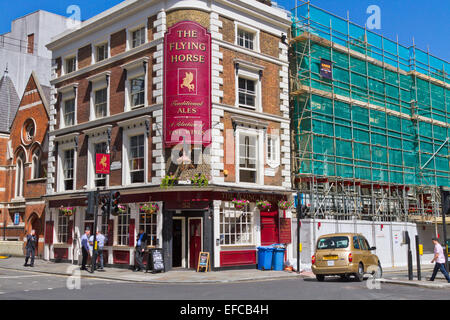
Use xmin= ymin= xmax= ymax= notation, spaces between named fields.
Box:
xmin=172 ymin=216 xmax=186 ymax=268
xmin=187 ymin=217 xmax=203 ymax=269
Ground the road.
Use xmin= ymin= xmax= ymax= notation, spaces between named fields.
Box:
xmin=0 ymin=268 xmax=447 ymax=300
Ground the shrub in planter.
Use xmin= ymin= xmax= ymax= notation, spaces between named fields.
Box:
xmin=190 ymin=174 xmax=209 ymax=187
xmin=161 ymin=175 xmax=178 ymax=188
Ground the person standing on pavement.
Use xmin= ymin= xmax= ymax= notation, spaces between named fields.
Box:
xmin=24 ymin=229 xmax=37 ymax=267
xmin=428 ymin=237 xmax=450 ymax=283
xmin=133 ymin=228 xmax=147 ymax=272
xmin=80 ymin=229 xmax=91 ymax=271
xmin=95 ymin=230 xmax=106 ymax=271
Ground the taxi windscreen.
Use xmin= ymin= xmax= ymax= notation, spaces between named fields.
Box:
xmin=317 ymin=236 xmax=349 ymax=249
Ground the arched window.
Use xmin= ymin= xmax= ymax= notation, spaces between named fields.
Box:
xmin=15 ymin=155 xmax=24 ymax=198
xmin=32 ymin=149 xmax=43 ymax=179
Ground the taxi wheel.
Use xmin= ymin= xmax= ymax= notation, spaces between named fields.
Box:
xmin=354 ymin=263 xmax=364 ymax=282
xmin=316 ymin=275 xmax=325 ymax=282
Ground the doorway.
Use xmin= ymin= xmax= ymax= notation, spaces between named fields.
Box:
xmin=188 ymin=218 xmax=202 ymax=269
xmin=172 ymin=217 xmax=185 ymax=268
xmin=260 ymin=211 xmax=279 ymax=246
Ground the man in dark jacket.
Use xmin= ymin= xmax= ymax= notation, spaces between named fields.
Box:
xmin=133 ymin=228 xmax=148 ymax=272
xmin=24 ymin=229 xmax=37 ymax=267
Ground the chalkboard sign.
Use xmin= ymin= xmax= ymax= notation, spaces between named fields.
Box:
xmin=146 ymin=248 xmax=165 ymax=273
xmin=197 ymin=252 xmax=210 ymax=272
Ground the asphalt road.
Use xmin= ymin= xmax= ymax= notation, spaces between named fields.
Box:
xmin=0 ymin=268 xmax=447 ymax=301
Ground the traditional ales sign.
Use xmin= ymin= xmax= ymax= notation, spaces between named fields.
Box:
xmin=164 ymin=21 xmax=211 ymax=146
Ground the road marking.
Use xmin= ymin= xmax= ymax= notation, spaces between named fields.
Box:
xmin=0 ymin=275 xmax=47 ymax=279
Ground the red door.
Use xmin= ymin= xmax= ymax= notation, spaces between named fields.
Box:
xmin=189 ymin=219 xmax=202 ymax=269
xmin=260 ymin=211 xmax=279 ymax=246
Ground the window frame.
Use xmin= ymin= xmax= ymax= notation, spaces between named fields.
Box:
xmin=266 ymin=134 xmax=280 ymax=169
xmin=235 ymin=127 xmax=264 ymax=186
xmin=139 ymin=205 xmax=158 ymax=247
xmin=57 ymin=211 xmax=69 ymax=243
xmin=14 ymin=155 xmax=25 ymax=198
xmin=56 ymin=137 xmax=78 ymax=193
xmin=94 ymin=42 xmax=109 ymax=63
xmin=219 ymin=201 xmax=255 ymax=246
xmin=235 ymin=23 xmax=260 ymax=52
xmin=115 ymin=205 xmax=130 ymax=246
xmin=235 ymin=64 xmax=262 ymax=112
xmin=64 ymin=55 xmax=77 ymax=74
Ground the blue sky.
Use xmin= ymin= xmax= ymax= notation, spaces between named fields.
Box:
xmin=1 ymin=0 xmax=448 ymax=62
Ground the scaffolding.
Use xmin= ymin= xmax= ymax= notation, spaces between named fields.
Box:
xmin=291 ymin=1 xmax=449 ymax=222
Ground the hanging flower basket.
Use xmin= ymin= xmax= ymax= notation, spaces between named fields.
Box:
xmin=278 ymin=200 xmax=293 ymax=210
xmin=190 ymin=174 xmax=209 ymax=187
xmin=140 ymin=203 xmax=159 ymax=215
xmin=160 ymin=174 xmax=178 ymax=189
xmin=256 ymin=200 xmax=272 ymax=211
xmin=232 ymin=198 xmax=250 ymax=210
xmin=59 ymin=206 xmax=75 ymax=216
xmin=117 ymin=205 xmax=127 ymax=214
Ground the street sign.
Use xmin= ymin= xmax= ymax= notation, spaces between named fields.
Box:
xmin=95 ymin=153 xmax=110 ymax=174
xmin=14 ymin=213 xmax=20 ymax=225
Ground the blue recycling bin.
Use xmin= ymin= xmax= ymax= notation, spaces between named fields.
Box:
xmin=271 ymin=246 xmax=286 ymax=271
xmin=257 ymin=246 xmax=274 ymax=270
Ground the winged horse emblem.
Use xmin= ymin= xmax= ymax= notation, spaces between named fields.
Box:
xmin=181 ymin=72 xmax=195 ymax=92
xmin=99 ymin=155 xmax=108 ymax=169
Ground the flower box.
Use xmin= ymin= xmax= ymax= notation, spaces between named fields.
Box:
xmin=190 ymin=174 xmax=209 ymax=187
xmin=232 ymin=199 xmax=250 ymax=210
xmin=140 ymin=203 xmax=159 ymax=215
xmin=59 ymin=207 xmax=75 ymax=216
xmin=278 ymin=200 xmax=293 ymax=210
xmin=256 ymin=200 xmax=272 ymax=211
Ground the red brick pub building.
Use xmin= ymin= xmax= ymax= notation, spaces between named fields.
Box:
xmin=44 ymin=0 xmax=292 ymax=270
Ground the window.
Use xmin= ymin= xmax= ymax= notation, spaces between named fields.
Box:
xmin=359 ymin=236 xmax=369 ymax=250
xmin=117 ymin=206 xmax=130 ymax=246
xmin=266 ymin=135 xmax=280 ymax=168
xmin=100 ymin=209 xmax=109 ymax=237
xmin=96 ymin=43 xmax=108 ymax=62
xmin=57 ymin=211 xmax=69 ymax=243
xmin=131 ymin=27 xmax=146 ymax=48
xmin=94 ymin=88 xmax=107 ymax=118
xmin=317 ymin=236 xmax=349 ymax=249
xmin=94 ymin=142 xmax=107 ymax=187
xmin=239 ymin=134 xmax=257 ymax=183
xmin=237 ymin=29 xmax=255 ymax=50
xmin=65 ymin=57 xmax=76 ymax=74
xmin=139 ymin=206 xmax=157 ymax=246
xmin=63 ymin=149 xmax=74 ymax=191
xmin=15 ymin=156 xmax=24 ymax=198
xmin=32 ymin=149 xmax=43 ymax=179
xmin=129 ymin=135 xmax=145 ymax=183
xmin=63 ymin=99 xmax=75 ymax=127
xmin=238 ymin=78 xmax=256 ymax=109
xmin=27 ymin=34 xmax=34 ymax=54
xmin=220 ymin=202 xmax=253 ymax=245
xmin=130 ymin=76 xmax=145 ymax=108
xmin=353 ymin=236 xmax=360 ymax=249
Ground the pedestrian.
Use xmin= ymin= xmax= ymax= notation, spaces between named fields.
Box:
xmin=80 ymin=228 xmax=91 ymax=271
xmin=95 ymin=230 xmax=106 ymax=271
xmin=24 ymin=229 xmax=37 ymax=267
xmin=428 ymin=237 xmax=450 ymax=283
xmin=133 ymin=228 xmax=147 ymax=272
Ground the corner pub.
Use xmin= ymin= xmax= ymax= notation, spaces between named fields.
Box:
xmin=43 ymin=0 xmax=292 ymax=271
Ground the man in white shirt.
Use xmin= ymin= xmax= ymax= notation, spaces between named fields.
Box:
xmin=429 ymin=237 xmax=450 ymax=283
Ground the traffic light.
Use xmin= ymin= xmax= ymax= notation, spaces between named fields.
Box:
xmin=85 ymin=191 xmax=95 ymax=216
xmin=110 ymin=191 xmax=121 ymax=216
xmin=100 ymin=195 xmax=110 ymax=214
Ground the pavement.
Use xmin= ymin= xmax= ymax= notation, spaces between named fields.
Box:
xmin=0 ymin=256 xmax=449 ymax=289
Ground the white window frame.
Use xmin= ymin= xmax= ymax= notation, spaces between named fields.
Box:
xmin=93 ymin=40 xmax=109 ymax=63
xmin=85 ymin=131 xmax=110 ymax=190
xmin=63 ymin=54 xmax=77 ymax=75
xmin=119 ymin=116 xmax=150 ymax=186
xmin=56 ymin=136 xmax=78 ymax=193
xmin=235 ymin=127 xmax=264 ymax=186
xmin=88 ymin=72 xmax=110 ymax=121
xmin=127 ymin=22 xmax=147 ymax=50
xmin=115 ymin=205 xmax=130 ymax=246
xmin=122 ymin=57 xmax=149 ymax=112
xmin=235 ymin=64 xmax=262 ymax=112
xmin=14 ymin=156 xmax=24 ymax=199
xmin=31 ymin=149 xmax=43 ymax=179
xmin=266 ymin=134 xmax=280 ymax=169
xmin=58 ymin=84 xmax=78 ymax=129
xmin=57 ymin=211 xmax=69 ymax=244
xmin=219 ymin=201 xmax=255 ymax=246
xmin=138 ymin=204 xmax=158 ymax=247
xmin=235 ymin=22 xmax=260 ymax=52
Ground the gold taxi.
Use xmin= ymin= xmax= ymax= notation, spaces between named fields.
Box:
xmin=311 ymin=233 xmax=382 ymax=282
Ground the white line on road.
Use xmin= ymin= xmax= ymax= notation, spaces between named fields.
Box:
xmin=0 ymin=275 xmax=47 ymax=279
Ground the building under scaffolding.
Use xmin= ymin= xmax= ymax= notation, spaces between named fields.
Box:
xmin=290 ymin=1 xmax=450 ymax=223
